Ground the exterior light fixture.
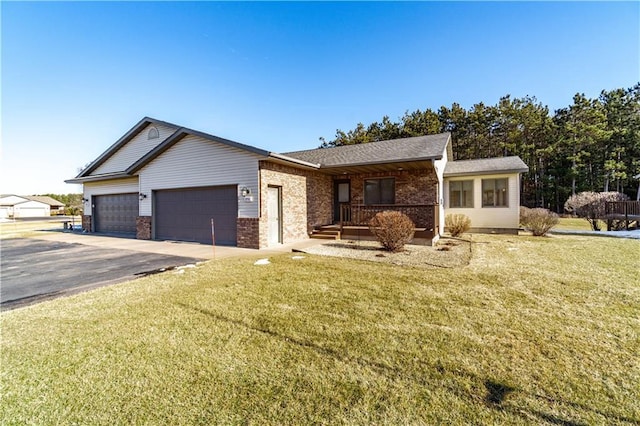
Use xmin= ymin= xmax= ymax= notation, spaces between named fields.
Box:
xmin=139 ymin=192 xmax=148 ymax=200
xmin=240 ymin=187 xmax=251 ymax=197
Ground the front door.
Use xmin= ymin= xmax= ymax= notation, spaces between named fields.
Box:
xmin=267 ymin=186 xmax=282 ymax=246
xmin=334 ymin=180 xmax=350 ymax=222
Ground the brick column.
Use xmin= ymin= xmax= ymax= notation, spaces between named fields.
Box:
xmin=136 ymin=216 xmax=152 ymax=240
xmin=237 ymin=218 xmax=260 ymax=249
xmin=82 ymin=215 xmax=92 ymax=233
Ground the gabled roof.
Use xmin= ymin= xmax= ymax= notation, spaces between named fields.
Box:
xmin=68 ymin=118 xmax=287 ymax=184
xmin=284 ymin=133 xmax=451 ymax=168
xmin=126 ymin=127 xmax=270 ymax=174
xmin=77 ymin=117 xmax=181 ymax=178
xmin=0 ymin=195 xmax=51 ymax=207
xmin=24 ymin=196 xmax=65 ymax=207
xmin=444 ymin=156 xmax=529 ymax=177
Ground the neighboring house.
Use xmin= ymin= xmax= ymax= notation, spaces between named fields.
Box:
xmin=66 ymin=117 xmax=528 ymax=248
xmin=25 ymin=196 xmax=66 ymax=215
xmin=0 ymin=195 xmax=64 ymax=218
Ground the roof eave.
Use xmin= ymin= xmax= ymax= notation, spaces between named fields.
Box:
xmin=444 ymin=167 xmax=529 ymax=177
xmin=267 ymin=153 xmax=320 ymax=169
xmin=65 ymin=172 xmax=133 ymax=184
xmin=320 ymin=155 xmax=442 ymax=170
xmin=77 ymin=117 xmax=155 ymax=178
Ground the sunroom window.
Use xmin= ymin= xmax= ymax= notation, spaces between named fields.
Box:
xmin=482 ymin=178 xmax=508 ymax=207
xmin=449 ymin=180 xmax=473 ymax=208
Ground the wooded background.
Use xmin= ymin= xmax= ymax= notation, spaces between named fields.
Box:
xmin=319 ymin=84 xmax=640 ymax=212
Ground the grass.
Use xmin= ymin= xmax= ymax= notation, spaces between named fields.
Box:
xmin=1 ymin=234 xmax=639 ymax=424
xmin=554 ymin=217 xmax=595 ymax=231
xmin=0 ymin=218 xmax=77 ymax=239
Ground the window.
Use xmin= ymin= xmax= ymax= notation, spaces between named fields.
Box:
xmin=364 ymin=178 xmax=395 ymax=205
xmin=449 ymin=180 xmax=474 ymax=208
xmin=147 ymin=126 xmax=159 ymax=139
xmin=482 ymin=178 xmax=508 ymax=207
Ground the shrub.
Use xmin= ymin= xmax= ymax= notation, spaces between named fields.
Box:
xmin=519 ymin=206 xmax=530 ymax=226
xmin=445 ymin=214 xmax=471 ymax=237
xmin=564 ymin=191 xmax=628 ymax=231
xmin=368 ymin=211 xmax=415 ymax=252
xmin=520 ymin=207 xmax=559 ymax=236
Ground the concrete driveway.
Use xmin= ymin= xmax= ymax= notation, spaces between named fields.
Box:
xmin=1 ymin=238 xmax=204 ymax=311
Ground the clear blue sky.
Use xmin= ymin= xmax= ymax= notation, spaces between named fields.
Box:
xmin=2 ymin=1 xmax=638 ymax=194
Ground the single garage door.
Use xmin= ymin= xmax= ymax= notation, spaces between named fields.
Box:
xmin=93 ymin=193 xmax=138 ymax=235
xmin=154 ymin=186 xmax=238 ymax=245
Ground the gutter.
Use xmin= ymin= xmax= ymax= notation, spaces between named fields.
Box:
xmin=65 ymin=172 xmax=133 ymax=184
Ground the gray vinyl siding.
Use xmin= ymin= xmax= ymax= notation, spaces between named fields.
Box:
xmin=92 ymin=123 xmax=176 ymax=175
xmin=83 ymin=177 xmax=139 ymax=215
xmin=138 ymin=134 xmax=262 ymax=218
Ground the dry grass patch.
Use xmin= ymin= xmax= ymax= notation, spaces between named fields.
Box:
xmin=1 ymin=234 xmax=638 ymax=424
xmin=302 ymin=237 xmax=471 ymax=268
xmin=0 ymin=220 xmax=70 ymax=239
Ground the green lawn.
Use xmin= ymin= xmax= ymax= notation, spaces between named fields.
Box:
xmin=1 ymin=234 xmax=639 ymax=424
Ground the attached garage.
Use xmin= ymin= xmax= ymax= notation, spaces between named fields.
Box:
xmin=93 ymin=193 xmax=138 ymax=235
xmin=154 ymin=186 xmax=238 ymax=245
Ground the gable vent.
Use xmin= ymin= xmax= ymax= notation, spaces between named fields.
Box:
xmin=147 ymin=126 xmax=159 ymax=139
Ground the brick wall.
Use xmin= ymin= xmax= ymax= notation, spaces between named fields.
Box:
xmin=259 ymin=161 xmax=332 ymax=246
xmin=136 ymin=216 xmax=152 ymax=240
xmin=237 ymin=217 xmax=260 ymax=249
xmin=339 ymin=168 xmax=438 ymax=228
xmin=257 ymin=162 xmax=438 ymax=246
xmin=347 ymin=169 xmax=438 ymax=205
xmin=82 ymin=215 xmax=92 ymax=232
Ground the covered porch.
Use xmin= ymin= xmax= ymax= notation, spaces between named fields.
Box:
xmin=322 ymin=203 xmax=440 ymax=244
xmin=310 ymin=166 xmax=441 ymax=244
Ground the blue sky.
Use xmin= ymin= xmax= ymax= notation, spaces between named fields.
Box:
xmin=2 ymin=1 xmax=638 ymax=194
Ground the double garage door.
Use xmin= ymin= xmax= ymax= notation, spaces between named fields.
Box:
xmin=154 ymin=186 xmax=238 ymax=246
xmin=93 ymin=186 xmax=238 ymax=245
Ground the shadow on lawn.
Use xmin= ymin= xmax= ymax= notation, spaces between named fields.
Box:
xmin=176 ymin=302 xmax=402 ymax=374
xmin=176 ymin=302 xmax=639 ymax=425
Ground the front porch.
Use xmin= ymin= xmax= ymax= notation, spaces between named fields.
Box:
xmin=310 ymin=203 xmax=440 ymax=245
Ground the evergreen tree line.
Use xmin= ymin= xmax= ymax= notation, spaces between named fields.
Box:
xmin=319 ymin=84 xmax=640 ymax=212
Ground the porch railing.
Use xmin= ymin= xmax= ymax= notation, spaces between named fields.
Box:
xmin=605 ymin=200 xmax=640 ymax=217
xmin=605 ymin=200 xmax=640 ymax=230
xmin=339 ymin=204 xmax=439 ymax=232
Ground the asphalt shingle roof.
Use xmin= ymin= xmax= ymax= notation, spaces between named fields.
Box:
xmin=24 ymin=196 xmax=65 ymax=207
xmin=444 ymin=156 xmax=529 ymax=176
xmin=283 ymin=133 xmax=451 ymax=167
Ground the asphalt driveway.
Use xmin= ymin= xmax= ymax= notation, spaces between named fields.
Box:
xmin=1 ymin=239 xmax=204 ymax=310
